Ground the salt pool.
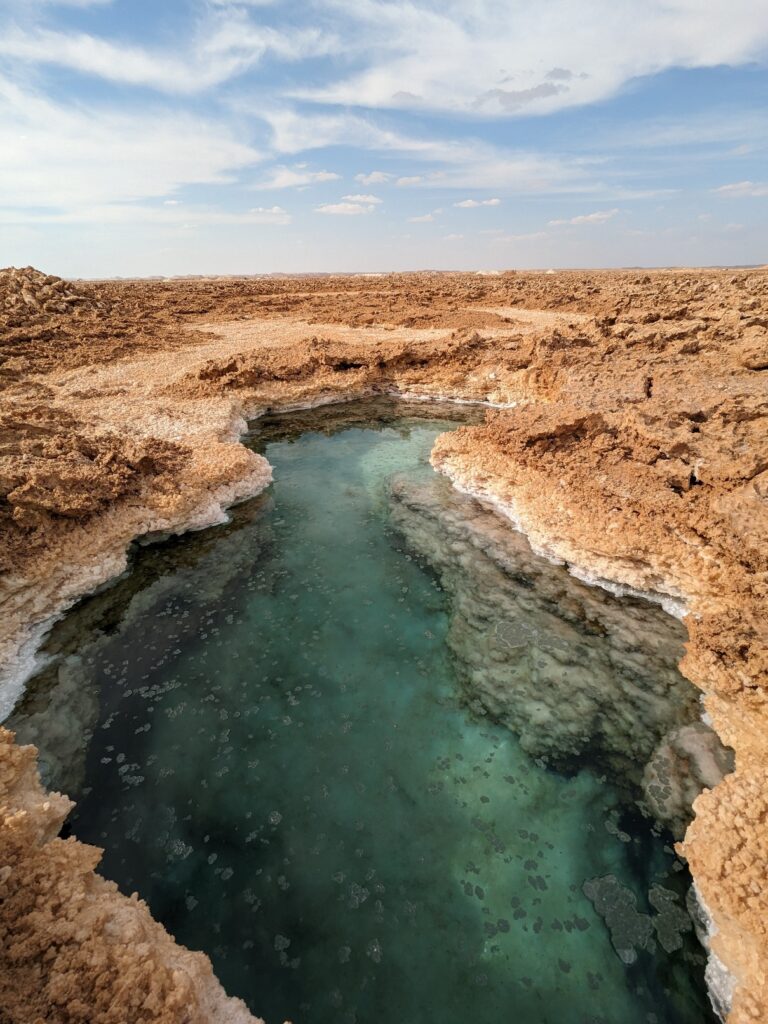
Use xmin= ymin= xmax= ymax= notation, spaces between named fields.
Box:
xmin=9 ymin=400 xmax=722 ymax=1024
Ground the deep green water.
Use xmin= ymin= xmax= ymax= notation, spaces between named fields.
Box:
xmin=10 ymin=401 xmax=716 ymax=1024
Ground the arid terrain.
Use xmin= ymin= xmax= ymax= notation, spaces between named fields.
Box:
xmin=1 ymin=265 xmax=766 ymax=1023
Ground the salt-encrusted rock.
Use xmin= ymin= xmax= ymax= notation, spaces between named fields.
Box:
xmin=0 ymin=729 xmax=259 ymax=1024
xmin=1 ymin=266 xmax=767 ymax=1022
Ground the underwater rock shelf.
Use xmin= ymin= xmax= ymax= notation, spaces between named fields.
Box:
xmin=8 ymin=401 xmax=730 ymax=1024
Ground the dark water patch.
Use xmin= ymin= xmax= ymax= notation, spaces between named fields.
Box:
xmin=9 ymin=399 xmax=723 ymax=1024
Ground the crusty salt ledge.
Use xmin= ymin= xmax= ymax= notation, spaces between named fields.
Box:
xmin=1 ymin=266 xmax=766 ymax=1022
xmin=0 ymin=730 xmax=259 ymax=1024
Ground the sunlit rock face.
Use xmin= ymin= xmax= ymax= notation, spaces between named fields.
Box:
xmin=388 ymin=473 xmax=733 ymax=837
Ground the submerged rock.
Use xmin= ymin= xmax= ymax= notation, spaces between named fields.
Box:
xmin=388 ymin=472 xmax=733 ymax=836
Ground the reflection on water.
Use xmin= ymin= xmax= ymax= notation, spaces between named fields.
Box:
xmin=8 ymin=400 xmax=724 ymax=1024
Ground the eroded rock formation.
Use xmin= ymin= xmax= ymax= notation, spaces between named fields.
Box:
xmin=1 ymin=266 xmax=766 ymax=1021
xmin=0 ymin=729 xmax=257 ymax=1023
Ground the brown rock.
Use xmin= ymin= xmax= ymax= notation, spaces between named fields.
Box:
xmin=1 ymin=265 xmax=767 ymax=1022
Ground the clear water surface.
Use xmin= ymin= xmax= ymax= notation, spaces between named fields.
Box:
xmin=9 ymin=401 xmax=716 ymax=1024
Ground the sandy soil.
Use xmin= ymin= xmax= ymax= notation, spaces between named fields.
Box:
xmin=0 ymin=265 xmax=766 ymax=1023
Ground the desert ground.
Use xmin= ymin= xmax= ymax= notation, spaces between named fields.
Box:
xmin=0 ymin=265 xmax=766 ymax=1023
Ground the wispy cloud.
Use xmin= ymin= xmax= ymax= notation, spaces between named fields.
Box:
xmin=713 ymin=181 xmax=768 ymax=197
xmin=605 ymin=110 xmax=768 ymax=150
xmin=493 ymin=231 xmax=549 ymax=243
xmin=1 ymin=0 xmax=766 ymax=272
xmin=0 ymin=73 xmax=263 ymax=211
xmin=549 ymin=208 xmax=619 ymax=225
xmin=249 ymin=206 xmax=291 ymax=222
xmin=355 ymin=170 xmax=392 ymax=185
xmin=0 ymin=13 xmax=337 ymax=94
xmin=5 ymin=1 xmax=768 ymax=118
xmin=257 ymin=108 xmax=596 ymax=195
xmin=0 ymin=203 xmax=291 ymax=226
xmin=253 ymin=166 xmax=341 ymax=189
xmin=342 ymin=193 xmax=383 ymax=204
xmin=315 ymin=201 xmax=376 ymax=215
xmin=292 ymin=0 xmax=768 ymax=116
xmin=454 ymin=198 xmax=501 ymax=208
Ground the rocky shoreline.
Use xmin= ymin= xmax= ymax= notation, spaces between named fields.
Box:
xmin=1 ymin=266 xmax=766 ymax=1022
xmin=428 ymin=450 xmax=747 ymax=1020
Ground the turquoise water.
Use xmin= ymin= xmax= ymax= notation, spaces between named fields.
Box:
xmin=11 ymin=401 xmax=715 ymax=1024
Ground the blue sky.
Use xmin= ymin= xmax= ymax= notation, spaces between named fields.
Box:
xmin=1 ymin=0 xmax=767 ymax=276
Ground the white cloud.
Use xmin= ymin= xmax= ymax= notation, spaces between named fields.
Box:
xmin=355 ymin=170 xmax=392 ymax=185
xmin=249 ymin=205 xmax=291 ymax=221
xmin=0 ymin=13 xmax=337 ymax=94
xmin=713 ymin=181 xmax=768 ymax=197
xmin=0 ymin=74 xmax=263 ymax=211
xmin=3 ymin=0 xmax=764 ymax=273
xmin=493 ymin=231 xmax=549 ymax=242
xmin=292 ymin=0 xmax=768 ymax=117
xmin=606 ymin=110 xmax=768 ymax=150
xmin=4 ymin=1 xmax=767 ymax=129
xmin=443 ymin=233 xmax=463 ymax=240
xmin=256 ymin=108 xmax=594 ymax=195
xmin=454 ymin=198 xmax=501 ymax=208
xmin=253 ymin=166 xmax=341 ymax=189
xmin=342 ymin=193 xmax=383 ymax=204
xmin=408 ymin=213 xmax=434 ymax=222
xmin=548 ymin=208 xmax=619 ymax=225
xmin=0 ymin=203 xmax=291 ymax=226
xmin=315 ymin=201 xmax=375 ymax=215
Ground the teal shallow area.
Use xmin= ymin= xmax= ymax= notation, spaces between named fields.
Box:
xmin=12 ymin=401 xmax=715 ymax=1024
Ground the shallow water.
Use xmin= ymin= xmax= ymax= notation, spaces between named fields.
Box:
xmin=10 ymin=401 xmax=718 ymax=1024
